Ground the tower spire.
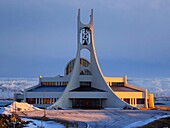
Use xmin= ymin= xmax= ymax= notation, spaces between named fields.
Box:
xmin=90 ymin=9 xmax=93 ymax=24
xmin=48 ymin=9 xmax=134 ymax=109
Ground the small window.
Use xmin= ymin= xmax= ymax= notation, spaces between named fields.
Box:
xmin=40 ymin=98 xmax=43 ymax=104
xmin=134 ymin=98 xmax=136 ymax=104
xmin=43 ymin=98 xmax=50 ymax=104
xmin=51 ymin=98 xmax=56 ymax=104
xmin=137 ymin=98 xmax=145 ymax=104
xmin=37 ymin=98 xmax=40 ymax=104
xmin=131 ymin=98 xmax=133 ymax=104
xmin=80 ymin=81 xmax=91 ymax=87
xmin=26 ymin=98 xmax=36 ymax=104
xmin=124 ymin=98 xmax=130 ymax=104
xmin=41 ymin=82 xmax=56 ymax=86
xmin=111 ymin=82 xmax=124 ymax=87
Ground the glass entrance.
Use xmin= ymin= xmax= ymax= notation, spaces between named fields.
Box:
xmin=72 ymin=99 xmax=102 ymax=109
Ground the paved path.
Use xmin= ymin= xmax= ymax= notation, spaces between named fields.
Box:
xmin=17 ymin=110 xmax=170 ymax=128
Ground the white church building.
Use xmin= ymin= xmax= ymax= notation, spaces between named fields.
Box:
xmin=19 ymin=9 xmax=155 ymax=109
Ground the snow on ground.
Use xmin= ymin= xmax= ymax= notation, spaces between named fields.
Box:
xmin=125 ymin=115 xmax=170 ymax=128
xmin=22 ymin=118 xmax=64 ymax=128
xmin=0 ymin=102 xmax=64 ymax=128
xmin=1 ymin=101 xmax=170 ymax=128
xmin=16 ymin=109 xmax=170 ymax=128
xmin=0 ymin=101 xmax=41 ymax=115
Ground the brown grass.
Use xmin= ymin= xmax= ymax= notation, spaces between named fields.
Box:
xmin=139 ymin=106 xmax=170 ymax=111
xmin=138 ymin=117 xmax=170 ymax=128
xmin=155 ymin=106 xmax=170 ymax=111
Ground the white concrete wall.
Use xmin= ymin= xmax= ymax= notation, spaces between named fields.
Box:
xmin=26 ymin=92 xmax=62 ymax=98
xmin=69 ymin=92 xmax=107 ymax=99
xmin=79 ymin=75 xmax=92 ymax=81
xmin=40 ymin=75 xmax=70 ymax=82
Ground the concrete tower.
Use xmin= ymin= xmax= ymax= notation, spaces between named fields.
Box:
xmin=49 ymin=9 xmax=134 ymax=109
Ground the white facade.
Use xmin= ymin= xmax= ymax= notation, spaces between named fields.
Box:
xmin=23 ymin=9 xmax=154 ymax=109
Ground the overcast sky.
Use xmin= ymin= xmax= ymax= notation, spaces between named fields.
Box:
xmin=0 ymin=0 xmax=170 ymax=78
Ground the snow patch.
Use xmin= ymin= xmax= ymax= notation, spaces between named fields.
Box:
xmin=124 ymin=115 xmax=170 ymax=128
xmin=22 ymin=118 xmax=64 ymax=128
xmin=0 ymin=101 xmax=41 ymax=115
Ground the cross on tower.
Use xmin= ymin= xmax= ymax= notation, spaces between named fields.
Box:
xmin=82 ymin=27 xmax=89 ymax=45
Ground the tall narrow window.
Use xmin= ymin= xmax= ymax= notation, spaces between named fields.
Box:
xmin=37 ymin=98 xmax=39 ymax=104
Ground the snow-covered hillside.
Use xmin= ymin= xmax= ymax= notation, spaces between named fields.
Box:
xmin=0 ymin=77 xmax=170 ymax=99
xmin=0 ymin=78 xmax=38 ymax=99
xmin=128 ymin=77 xmax=170 ymax=97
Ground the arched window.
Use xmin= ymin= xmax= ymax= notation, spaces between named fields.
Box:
xmin=65 ymin=58 xmax=90 ymax=75
xmin=80 ymin=58 xmax=90 ymax=67
xmin=65 ymin=59 xmax=75 ymax=75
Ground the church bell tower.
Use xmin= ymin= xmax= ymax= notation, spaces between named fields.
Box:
xmin=49 ymin=9 xmax=134 ymax=109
